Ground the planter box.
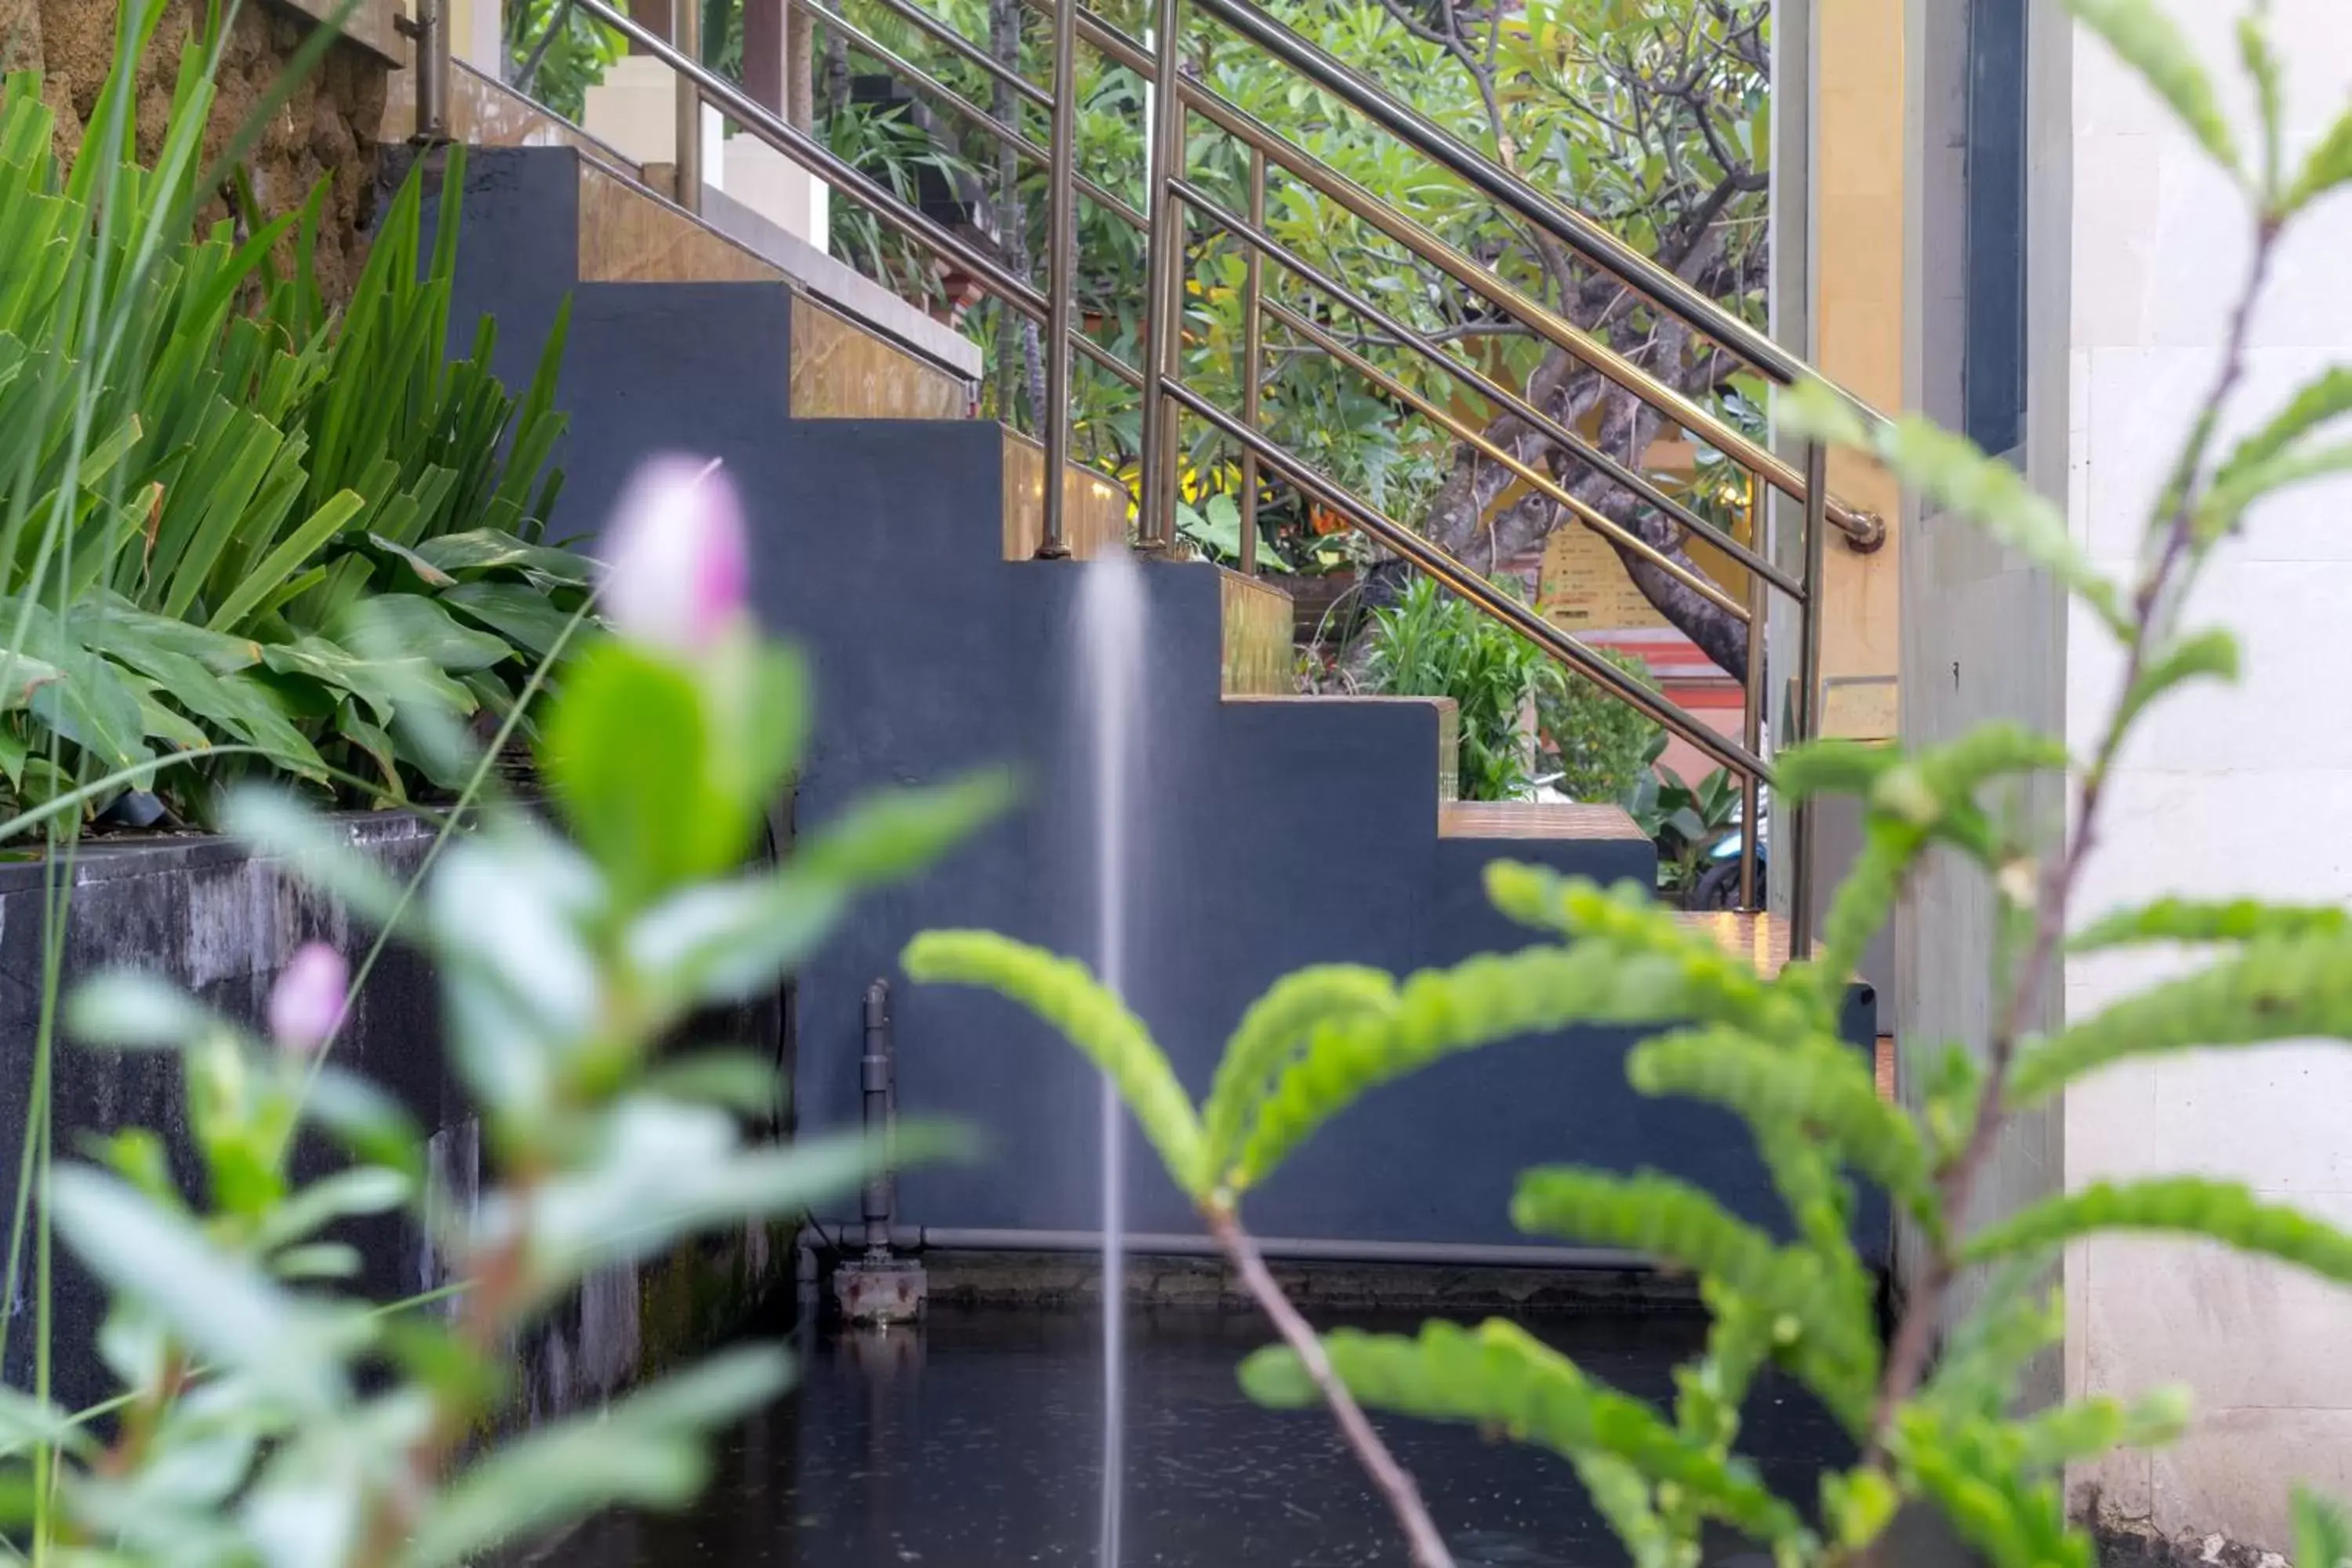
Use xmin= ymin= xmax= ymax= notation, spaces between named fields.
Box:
xmin=0 ymin=815 xmax=785 ymax=1419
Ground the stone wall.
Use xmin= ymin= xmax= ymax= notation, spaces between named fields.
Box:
xmin=2 ymin=0 xmax=404 ymax=299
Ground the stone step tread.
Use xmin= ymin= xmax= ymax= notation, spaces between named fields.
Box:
xmin=1438 ymin=800 xmax=1647 ymax=843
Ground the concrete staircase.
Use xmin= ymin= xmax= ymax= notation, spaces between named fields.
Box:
xmin=402 ymin=121 xmax=1873 ymax=1265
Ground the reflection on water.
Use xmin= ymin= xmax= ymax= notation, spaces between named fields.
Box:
xmin=557 ymin=1305 xmax=1846 ymax=1567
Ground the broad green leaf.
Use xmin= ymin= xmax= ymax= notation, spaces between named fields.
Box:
xmin=261 ymin=635 xmax=475 ymax=721
xmin=408 ymin=1345 xmax=793 ymax=1568
xmin=1963 ymin=1176 xmax=2352 ymax=1286
xmin=1241 ymin=1319 xmax=1811 ymax=1548
xmin=67 ymin=968 xmax=230 ymax=1050
xmin=795 ymin=770 xmax=1018 ymax=888
xmin=49 ymin=1167 xmax=368 ymax=1413
xmin=508 ymin=1109 xmax=966 ymax=1281
xmin=332 ymin=592 xmax=511 ymax=673
xmin=252 ymin=1166 xmax=414 ymax=1252
xmin=902 ymin=930 xmax=1207 ymax=1193
xmin=625 ymin=870 xmax=848 ymax=1011
xmin=640 ymin=1051 xmax=783 ymax=1118
xmin=2063 ymin=0 xmax=2238 ymax=175
xmin=2195 ymin=437 xmax=2352 ymax=543
xmin=2071 ymin=895 xmax=2347 ymax=951
xmin=1200 ymin=964 xmax=1398 ymax=1188
xmin=441 ymin=579 xmax=585 ymax=659
xmin=416 ymin=528 xmax=597 ymax=585
xmin=2009 ymin=933 xmax=2352 ymax=1104
xmin=540 ymin=639 xmax=744 ymax=904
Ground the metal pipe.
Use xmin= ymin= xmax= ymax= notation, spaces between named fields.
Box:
xmin=673 ymin=0 xmax=703 ymax=214
xmin=1137 ymin=0 xmax=1187 ymax=553
xmin=1039 ymin=0 xmax=1081 ymax=559
xmin=806 ymin=2 xmax=1145 ymax=230
xmin=401 ymin=0 xmax=452 ymax=144
xmin=1262 ymin=297 xmax=1749 ymax=622
xmin=862 ymin=0 xmax=1055 ymax=111
xmin=1165 ymin=376 xmax=1770 ymax=782
xmin=1740 ymin=469 xmax=1766 ymax=913
xmin=867 ymin=1225 xmax=1654 ymax=1272
xmin=1237 ymin=146 xmax=1265 ymax=576
xmin=861 ymin=979 xmax=896 ymax=1257
xmin=1790 ymin=439 xmax=1831 ymax=958
xmin=1178 ymin=179 xmax=1795 ymax=601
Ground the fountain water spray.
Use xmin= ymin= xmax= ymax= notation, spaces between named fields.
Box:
xmin=1078 ymin=547 xmax=1144 ymax=1568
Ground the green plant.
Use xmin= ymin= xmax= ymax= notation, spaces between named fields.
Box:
xmin=1362 ymin=574 xmax=1555 ymax=801
xmin=822 ymin=97 xmax=984 ymax=303
xmin=1627 ymin=764 xmax=1740 ymax=900
xmin=507 ymin=0 xmax=629 ymax=124
xmin=906 ymin=5 xmax=2352 ymax=1564
xmin=0 ymin=452 xmax=1007 ymax=1565
xmin=1537 ymin=648 xmax=1665 ymax=805
xmin=0 ymin=35 xmax=581 ymax=826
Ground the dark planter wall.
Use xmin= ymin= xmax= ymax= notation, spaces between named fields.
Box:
xmin=0 ymin=817 xmax=785 ymax=1417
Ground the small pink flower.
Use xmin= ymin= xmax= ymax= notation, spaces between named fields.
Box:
xmin=269 ymin=943 xmax=348 ymax=1057
xmin=599 ymin=456 xmax=750 ymax=655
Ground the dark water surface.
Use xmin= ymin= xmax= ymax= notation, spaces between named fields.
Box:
xmin=557 ymin=1305 xmax=1846 ymax=1568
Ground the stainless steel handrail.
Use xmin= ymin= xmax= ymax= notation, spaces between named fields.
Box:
xmin=1164 ymin=377 xmax=1770 ymax=782
xmin=1174 ymin=178 xmax=1794 ymax=601
xmin=417 ymin=0 xmax=1847 ymax=939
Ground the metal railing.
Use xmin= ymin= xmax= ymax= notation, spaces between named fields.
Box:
xmin=415 ymin=0 xmax=1896 ymax=951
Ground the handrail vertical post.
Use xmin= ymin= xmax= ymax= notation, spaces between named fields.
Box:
xmin=675 ymin=0 xmax=705 ymax=213
xmin=1039 ymin=0 xmax=1080 ymax=558
xmin=1790 ymin=439 xmax=1830 ymax=957
xmin=1237 ymin=147 xmax=1265 ymax=575
xmin=1138 ymin=0 xmax=1187 ymax=551
xmin=1740 ymin=470 xmax=1766 ymax=914
xmin=408 ymin=0 xmax=452 ymax=144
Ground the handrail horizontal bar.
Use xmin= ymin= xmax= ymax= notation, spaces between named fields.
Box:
xmin=1074 ymin=329 xmax=1143 ymax=387
xmin=1047 ymin=0 xmax=1878 ymax=553
xmin=1260 ymin=297 xmax=1749 ymax=623
xmin=836 ymin=0 xmax=1053 ymax=111
xmin=807 ymin=0 xmax=1146 ymax=230
xmin=1185 ymin=0 xmax=1871 ymax=416
xmin=1162 ymin=376 xmax=1769 ymax=782
xmin=572 ymin=0 xmax=1052 ymax=317
xmin=1167 ymin=89 xmax=1878 ymax=557
xmin=1172 ymin=178 xmax=1802 ymax=601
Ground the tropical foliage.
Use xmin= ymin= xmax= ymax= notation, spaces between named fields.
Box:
xmin=0 ymin=452 xmax=1007 ymax=1565
xmin=906 ymin=5 xmax=2352 ymax=1564
xmin=0 ymin=20 xmax=583 ymax=829
xmin=1359 ymin=575 xmax=1553 ymax=801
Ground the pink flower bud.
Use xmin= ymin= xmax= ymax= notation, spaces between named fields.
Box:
xmin=269 ymin=942 xmax=348 ymax=1057
xmin=599 ymin=456 xmax=751 ymax=655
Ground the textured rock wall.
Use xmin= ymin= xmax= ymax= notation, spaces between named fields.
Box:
xmin=2 ymin=0 xmax=393 ymax=299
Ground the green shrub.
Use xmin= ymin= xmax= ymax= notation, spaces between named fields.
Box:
xmin=1362 ymin=575 xmax=1555 ymax=802
xmin=1537 ymin=648 xmax=1665 ymax=805
xmin=0 ymin=34 xmax=583 ymax=826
